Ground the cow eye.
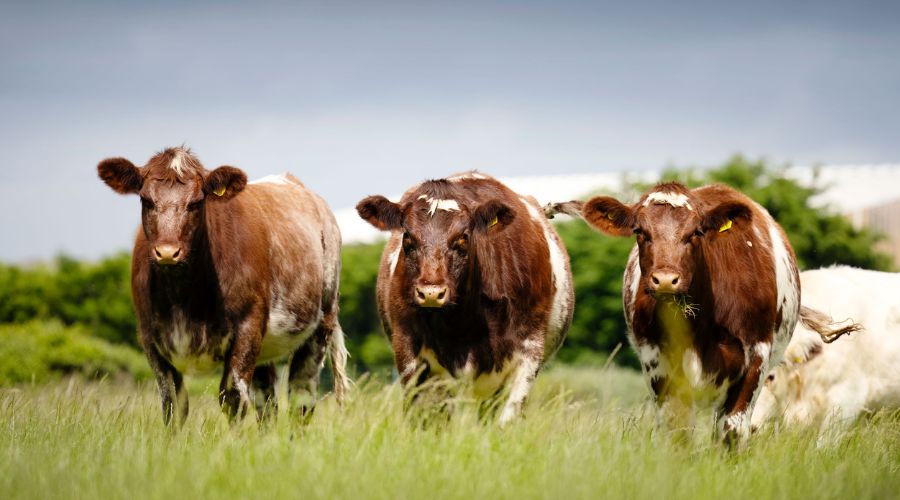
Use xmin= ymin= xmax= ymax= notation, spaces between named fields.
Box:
xmin=402 ymin=234 xmax=417 ymax=253
xmin=451 ymin=235 xmax=468 ymax=254
xmin=766 ymin=374 xmax=775 ymax=383
xmin=634 ymin=228 xmax=649 ymax=243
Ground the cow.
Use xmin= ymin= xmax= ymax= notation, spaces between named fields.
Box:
xmin=97 ymin=146 xmax=349 ymax=424
xmin=355 ymin=171 xmax=574 ymax=424
xmin=547 ymin=182 xmax=852 ymax=444
xmin=751 ymin=266 xmax=896 ymax=438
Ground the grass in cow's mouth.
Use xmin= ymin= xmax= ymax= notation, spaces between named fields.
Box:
xmin=1 ymin=370 xmax=899 ymax=500
xmin=655 ymin=293 xmax=699 ymax=318
xmin=674 ymin=294 xmax=699 ymax=318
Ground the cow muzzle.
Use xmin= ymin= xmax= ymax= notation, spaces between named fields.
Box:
xmin=649 ymin=270 xmax=682 ymax=294
xmin=154 ymin=244 xmax=182 ymax=265
xmin=415 ymin=285 xmax=449 ymax=308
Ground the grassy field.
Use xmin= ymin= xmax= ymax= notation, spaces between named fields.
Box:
xmin=1 ymin=365 xmax=898 ymax=500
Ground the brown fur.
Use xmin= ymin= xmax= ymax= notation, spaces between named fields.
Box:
xmin=357 ymin=172 xmax=574 ymax=422
xmin=98 ymin=147 xmax=348 ymax=424
xmin=581 ymin=182 xmax=800 ymax=443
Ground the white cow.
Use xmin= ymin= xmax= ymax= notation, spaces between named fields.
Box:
xmin=751 ymin=266 xmax=900 ymax=436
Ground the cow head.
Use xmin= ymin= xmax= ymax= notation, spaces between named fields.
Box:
xmin=356 ymin=182 xmax=515 ymax=309
xmin=97 ymin=147 xmax=247 ymax=266
xmin=582 ymin=182 xmax=751 ymax=297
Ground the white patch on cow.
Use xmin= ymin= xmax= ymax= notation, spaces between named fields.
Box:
xmin=233 ymin=369 xmax=252 ymax=405
xmin=417 ymin=195 xmax=460 ymax=216
xmin=447 ymin=171 xmax=489 ymax=181
xmin=747 ymin=240 xmax=753 ymax=247
xmin=498 ymin=354 xmax=539 ymax=425
xmin=623 ymin=247 xmax=641 ymax=336
xmin=166 ymin=310 xmax=221 ymax=375
xmin=170 ymin=149 xmax=186 ymax=175
xmin=637 ymin=342 xmax=663 ymax=381
xmin=768 ymin=221 xmax=800 ymax=355
xmin=720 ymin=411 xmax=749 ymax=438
xmin=258 ymin=288 xmax=321 ymax=363
xmin=260 ymin=323 xmax=317 ymax=364
xmin=472 ymin=358 xmax=517 ymax=400
xmin=387 ymin=244 xmax=402 ymax=278
xmin=249 ymin=173 xmax=293 ymax=185
xmin=522 ymin=338 xmax=542 ymax=354
xmin=643 ymin=191 xmax=693 ymax=210
xmin=400 ymin=359 xmax=419 ymax=381
xmin=171 ymin=310 xmax=191 ymax=355
xmin=521 ymin=198 xmax=572 ymax=358
xmin=754 ymin=342 xmax=771 ymax=365
xmin=682 ymin=349 xmax=704 ymax=389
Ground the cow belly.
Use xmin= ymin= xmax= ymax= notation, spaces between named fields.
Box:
xmin=258 ymin=324 xmax=317 ymax=363
xmin=420 ymin=347 xmax=518 ymax=399
xmin=258 ymin=292 xmax=323 ymax=363
xmin=169 ymin=352 xmax=222 ymax=375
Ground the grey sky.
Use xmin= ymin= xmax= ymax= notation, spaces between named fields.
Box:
xmin=2 ymin=0 xmax=899 ymax=261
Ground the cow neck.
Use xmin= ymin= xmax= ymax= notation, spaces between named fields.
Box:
xmin=651 ymin=247 xmax=715 ymax=348
xmin=150 ymin=208 xmax=221 ymax=313
xmin=416 ymin=258 xmax=492 ymax=350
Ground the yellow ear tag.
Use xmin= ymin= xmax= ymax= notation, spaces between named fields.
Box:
xmin=213 ymin=186 xmax=226 ymax=197
xmin=718 ymin=219 xmax=733 ymax=233
xmin=488 ymin=216 xmax=499 ymax=228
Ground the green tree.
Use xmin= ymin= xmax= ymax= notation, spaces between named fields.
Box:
xmin=338 ymin=243 xmax=394 ymax=373
xmin=0 ymin=253 xmax=136 ymax=346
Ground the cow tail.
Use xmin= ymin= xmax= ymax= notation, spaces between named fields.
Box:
xmin=542 ymin=200 xmax=584 ymax=219
xmin=329 ymin=324 xmax=351 ymax=405
xmin=798 ymin=305 xmax=863 ymax=344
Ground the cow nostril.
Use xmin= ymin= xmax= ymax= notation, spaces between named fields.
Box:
xmin=172 ymin=248 xmax=181 ymax=259
xmin=437 ymin=290 xmax=446 ymax=301
xmin=416 ymin=289 xmax=426 ymax=300
xmin=651 ymin=276 xmax=660 ymax=285
xmin=671 ymin=276 xmax=679 ymax=285
xmin=155 ymin=248 xmax=162 ymax=258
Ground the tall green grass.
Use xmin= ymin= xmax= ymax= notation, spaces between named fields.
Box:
xmin=1 ymin=367 xmax=898 ymax=500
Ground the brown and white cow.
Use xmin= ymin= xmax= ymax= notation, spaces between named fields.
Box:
xmin=552 ymin=182 xmax=801 ymax=442
xmin=356 ymin=172 xmax=574 ymax=424
xmin=97 ymin=147 xmax=349 ymax=424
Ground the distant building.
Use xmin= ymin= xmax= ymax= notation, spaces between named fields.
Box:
xmin=858 ymin=199 xmax=900 ymax=267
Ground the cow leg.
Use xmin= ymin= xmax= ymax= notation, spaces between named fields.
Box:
xmin=220 ymin=316 xmax=264 ymax=422
xmin=718 ymin=345 xmax=767 ymax=447
xmin=146 ymin=345 xmax=188 ymax=426
xmin=288 ymin=325 xmax=328 ymax=419
xmin=145 ymin=346 xmax=188 ymax=425
xmin=252 ymin=363 xmax=278 ymax=421
xmin=497 ymin=350 xmax=542 ymax=426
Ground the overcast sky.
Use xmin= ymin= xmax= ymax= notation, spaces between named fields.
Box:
xmin=2 ymin=0 xmax=899 ymax=262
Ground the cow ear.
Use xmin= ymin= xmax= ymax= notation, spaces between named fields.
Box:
xmin=97 ymin=157 xmax=142 ymax=194
xmin=357 ymin=195 xmax=404 ymax=231
xmin=582 ymin=196 xmax=634 ymax=237
xmin=470 ymin=200 xmax=515 ymax=233
xmin=203 ymin=166 xmax=247 ymax=200
xmin=701 ymin=201 xmax=752 ymax=234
